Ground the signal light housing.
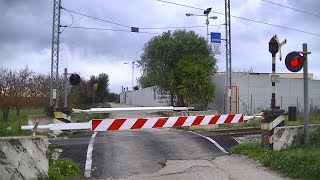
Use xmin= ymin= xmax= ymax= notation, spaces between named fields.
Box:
xmin=69 ymin=74 xmax=81 ymax=85
xmin=268 ymin=36 xmax=279 ymax=56
xmin=285 ymin=52 xmax=305 ymax=72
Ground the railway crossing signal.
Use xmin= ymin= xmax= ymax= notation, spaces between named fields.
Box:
xmin=69 ymin=74 xmax=81 ymax=85
xmin=285 ymin=52 xmax=305 ymax=72
xmin=268 ymin=36 xmax=279 ymax=56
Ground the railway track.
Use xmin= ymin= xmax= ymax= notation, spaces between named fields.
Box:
xmin=210 ymin=127 xmax=262 ymax=137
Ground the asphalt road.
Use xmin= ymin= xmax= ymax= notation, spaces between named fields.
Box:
xmin=91 ymin=129 xmax=226 ymax=179
xmin=50 ymin=103 xmax=286 ymax=180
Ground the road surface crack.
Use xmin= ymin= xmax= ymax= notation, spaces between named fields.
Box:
xmin=209 ymin=159 xmax=237 ymax=180
xmin=149 ymin=165 xmax=213 ymax=178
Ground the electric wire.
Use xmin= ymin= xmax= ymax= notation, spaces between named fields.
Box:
xmin=62 ymin=6 xmax=223 ymax=32
xmin=67 ymin=26 xmax=160 ymax=35
xmin=154 ymin=0 xmax=320 ymax=37
xmin=61 ymin=7 xmax=131 ymax=28
xmin=139 ymin=24 xmax=221 ymax=30
xmin=60 ymin=8 xmax=74 ymax=33
xmin=260 ymin=0 xmax=320 ymax=18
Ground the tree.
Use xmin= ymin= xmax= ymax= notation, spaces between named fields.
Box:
xmin=11 ymin=67 xmax=34 ymax=116
xmin=68 ymin=78 xmax=92 ymax=109
xmin=168 ymin=55 xmax=216 ymax=109
xmin=108 ymin=93 xmax=120 ymax=103
xmin=28 ymin=74 xmax=50 ymax=107
xmin=68 ymin=73 xmax=110 ymax=108
xmin=138 ymin=29 xmax=216 ymax=106
xmin=88 ymin=73 xmax=110 ymax=106
xmin=0 ymin=67 xmax=14 ymax=121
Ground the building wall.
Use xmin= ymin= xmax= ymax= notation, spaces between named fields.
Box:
xmin=210 ymin=73 xmax=320 ymax=114
xmin=120 ymin=74 xmax=320 ymax=114
xmin=120 ymin=86 xmax=176 ymax=107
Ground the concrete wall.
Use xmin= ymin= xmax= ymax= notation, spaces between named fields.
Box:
xmin=209 ymin=74 xmax=320 ymax=114
xmin=273 ymin=124 xmax=320 ymax=150
xmin=120 ymin=86 xmax=176 ymax=107
xmin=0 ymin=137 xmax=48 ymax=179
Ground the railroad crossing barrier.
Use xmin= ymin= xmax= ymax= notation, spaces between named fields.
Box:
xmin=72 ymin=106 xmax=194 ymax=114
xmin=22 ymin=106 xmax=264 ymax=134
xmin=22 ymin=114 xmax=247 ymax=132
xmin=91 ymin=114 xmax=243 ymax=131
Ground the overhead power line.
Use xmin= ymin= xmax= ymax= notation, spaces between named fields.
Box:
xmin=260 ymin=0 xmax=320 ymax=18
xmin=154 ymin=0 xmax=320 ymax=37
xmin=61 ymin=7 xmax=131 ymax=28
xmin=231 ymin=15 xmax=320 ymax=36
xmin=140 ymin=24 xmax=221 ymax=29
xmin=155 ymin=0 xmax=203 ymax=10
xmin=62 ymin=6 xmax=222 ymax=32
xmin=67 ymin=26 xmax=160 ymax=35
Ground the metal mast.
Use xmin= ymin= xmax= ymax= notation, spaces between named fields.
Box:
xmin=50 ymin=0 xmax=62 ymax=107
xmin=225 ymin=0 xmax=232 ymax=113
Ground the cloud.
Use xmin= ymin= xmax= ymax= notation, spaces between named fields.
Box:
xmin=0 ymin=0 xmax=319 ymax=94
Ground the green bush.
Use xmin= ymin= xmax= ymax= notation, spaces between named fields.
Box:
xmin=48 ymin=158 xmax=81 ymax=179
xmin=230 ymin=143 xmax=320 ymax=179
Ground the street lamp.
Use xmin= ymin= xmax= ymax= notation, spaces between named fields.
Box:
xmin=124 ymin=61 xmax=138 ymax=90
xmin=186 ymin=8 xmax=217 ymax=43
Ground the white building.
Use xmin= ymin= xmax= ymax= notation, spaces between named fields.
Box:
xmin=120 ymin=72 xmax=320 ymax=115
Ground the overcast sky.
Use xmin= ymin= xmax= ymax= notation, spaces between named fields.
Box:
xmin=1 ymin=0 xmax=319 ymax=93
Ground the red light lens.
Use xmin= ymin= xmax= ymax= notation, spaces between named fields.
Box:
xmin=290 ymin=59 xmax=299 ymax=67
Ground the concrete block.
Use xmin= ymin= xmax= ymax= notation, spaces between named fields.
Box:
xmin=0 ymin=136 xmax=48 ymax=179
xmin=273 ymin=124 xmax=320 ymax=150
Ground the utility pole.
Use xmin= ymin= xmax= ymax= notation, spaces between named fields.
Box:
xmin=50 ymin=0 xmax=62 ymax=107
xmin=124 ymin=61 xmax=137 ymax=90
xmin=64 ymin=68 xmax=67 ymax=107
xmin=225 ymin=0 xmax=232 ymax=114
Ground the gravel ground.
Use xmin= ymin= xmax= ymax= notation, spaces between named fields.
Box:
xmin=234 ymin=134 xmax=261 ymax=144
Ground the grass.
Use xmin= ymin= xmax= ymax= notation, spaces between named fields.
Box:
xmin=230 ymin=141 xmax=320 ymax=179
xmin=47 ymin=141 xmax=81 ymax=179
xmin=218 ymin=119 xmax=261 ymax=129
xmin=48 ymin=158 xmax=81 ymax=179
xmin=0 ymin=108 xmax=44 ymax=136
xmin=285 ymin=113 xmax=320 ymax=126
xmin=75 ymin=113 xmax=108 ymax=123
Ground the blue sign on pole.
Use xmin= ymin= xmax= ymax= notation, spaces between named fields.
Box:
xmin=211 ymin=32 xmax=221 ymax=43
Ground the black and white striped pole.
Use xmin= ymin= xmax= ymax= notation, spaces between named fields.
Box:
xmin=261 ymin=35 xmax=286 ymax=148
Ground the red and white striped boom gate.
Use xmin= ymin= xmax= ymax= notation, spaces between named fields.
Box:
xmin=91 ymin=114 xmax=244 ymax=131
xmin=22 ymin=107 xmax=250 ymax=132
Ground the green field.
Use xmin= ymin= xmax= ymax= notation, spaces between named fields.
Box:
xmin=0 ymin=108 xmax=45 ymax=136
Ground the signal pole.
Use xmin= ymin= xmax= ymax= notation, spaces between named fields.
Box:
xmin=293 ymin=43 xmax=311 ymax=144
xmin=50 ymin=0 xmax=62 ymax=107
xmin=262 ymin=35 xmax=286 ymax=149
xmin=225 ymin=0 xmax=232 ymax=114
xmin=303 ymin=43 xmax=309 ymax=144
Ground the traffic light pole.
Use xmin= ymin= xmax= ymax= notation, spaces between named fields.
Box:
xmin=302 ymin=43 xmax=309 ymax=144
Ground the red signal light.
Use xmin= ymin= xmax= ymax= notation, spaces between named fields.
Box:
xmin=285 ymin=52 xmax=304 ymax=72
xmin=290 ymin=59 xmax=299 ymax=67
